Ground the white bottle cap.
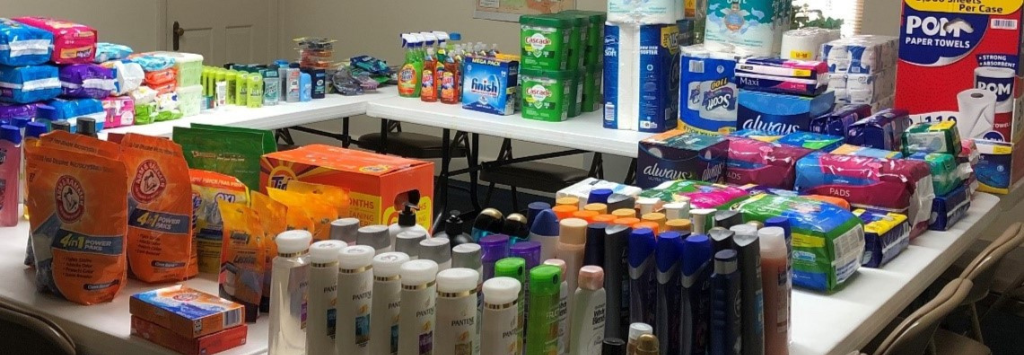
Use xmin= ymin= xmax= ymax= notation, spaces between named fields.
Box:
xmin=729 ymin=224 xmax=758 ymax=237
xmin=483 ymin=277 xmax=522 ymax=305
xmin=419 ymin=237 xmax=451 ymax=265
xmin=309 ymin=240 xmax=347 ymax=263
xmin=543 ymin=259 xmax=567 ymax=278
xmin=338 ymin=245 xmax=375 ymax=270
xmin=437 ymin=268 xmax=480 ymax=293
xmin=629 ymin=322 xmax=654 ymax=341
xmin=638 ymin=198 xmax=658 ymax=215
xmin=452 ymin=243 xmax=482 ymax=270
xmin=276 ymin=230 xmax=312 ymax=255
xmin=664 ymin=202 xmax=689 ymax=220
xmin=400 ymin=259 xmax=439 ymax=286
xmin=373 ymin=252 xmax=411 ymax=278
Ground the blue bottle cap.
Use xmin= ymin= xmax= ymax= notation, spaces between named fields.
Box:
xmin=25 ymin=122 xmax=48 ymax=139
xmin=0 ymin=125 xmax=22 ymax=145
xmin=628 ymin=228 xmax=656 ymax=268
xmin=682 ymin=234 xmax=713 ymax=276
xmin=765 ymin=217 xmax=791 ymax=238
xmin=527 ymin=201 xmax=551 ymax=223
xmin=529 ymin=209 xmax=560 ymax=237
xmin=714 ymin=249 xmax=738 ymax=274
xmin=13 ymin=117 xmax=30 ymax=128
xmin=656 ymin=232 xmax=683 ymax=273
xmin=588 ymin=188 xmax=613 ymax=204
xmin=449 ymin=33 xmax=462 ymax=41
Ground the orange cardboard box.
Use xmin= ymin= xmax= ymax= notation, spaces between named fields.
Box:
xmin=131 ymin=316 xmax=248 ymax=355
xmin=260 ymin=144 xmax=435 ymax=229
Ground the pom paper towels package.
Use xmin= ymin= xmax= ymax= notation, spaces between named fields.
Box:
xmin=603 ymin=23 xmax=680 ymax=133
xmin=678 ymin=43 xmax=749 ymax=135
xmin=704 ymin=0 xmax=791 ymax=56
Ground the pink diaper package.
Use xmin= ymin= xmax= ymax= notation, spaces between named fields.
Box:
xmin=13 ymin=17 xmax=96 ymax=64
xmin=102 ymin=96 xmax=134 ymax=128
xmin=59 ymin=64 xmax=114 ymax=99
xmin=795 ymin=153 xmax=935 ymax=238
xmin=725 ymin=137 xmax=815 ymax=190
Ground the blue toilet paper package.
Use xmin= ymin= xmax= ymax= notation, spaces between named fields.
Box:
xmin=929 ymin=182 xmax=970 ymax=231
xmin=0 ymin=18 xmax=53 ymax=66
xmin=736 ymin=89 xmax=835 ymax=135
xmin=853 ymin=209 xmax=910 ymax=268
xmin=0 ymin=65 xmax=60 ymax=104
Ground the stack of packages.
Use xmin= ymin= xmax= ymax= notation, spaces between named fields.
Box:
xmin=820 ymin=35 xmax=899 ymax=112
xmin=518 ymin=10 xmax=605 ymax=122
xmin=603 ymin=0 xmax=695 ymax=132
xmin=130 ymin=285 xmax=248 ymax=355
xmin=128 ymin=51 xmax=204 ymax=123
xmin=96 ymin=43 xmax=143 ymax=129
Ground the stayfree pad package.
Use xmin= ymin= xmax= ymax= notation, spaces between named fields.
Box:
xmin=795 ymin=153 xmax=936 ymax=238
xmin=733 ymin=194 xmax=865 ymax=292
xmin=0 ymin=65 xmax=59 ymax=103
xmin=604 ymin=23 xmax=680 ymax=133
xmin=59 ymin=64 xmax=115 ymax=99
xmin=0 ymin=18 xmax=53 ymax=66
xmin=13 ymin=17 xmax=96 ymax=65
xmin=725 ymin=136 xmax=814 ymax=189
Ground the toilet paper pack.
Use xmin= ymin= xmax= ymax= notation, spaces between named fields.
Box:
xmin=678 ymin=44 xmax=748 ymax=135
xmin=603 ymin=23 xmax=681 ymax=133
xmin=704 ymin=0 xmax=791 ymax=56
xmin=821 ymin=36 xmax=898 ymax=75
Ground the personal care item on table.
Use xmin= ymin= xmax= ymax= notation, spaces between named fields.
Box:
xmin=830 ymin=144 xmax=903 ymax=159
xmin=735 ymin=57 xmax=828 ymax=96
xmin=246 ymin=73 xmax=263 ymax=108
xmin=528 ymin=201 xmax=552 ymax=224
xmin=436 ymin=210 xmax=473 ymax=246
xmin=709 ymin=227 xmax=735 ymax=256
xmin=101 ymin=96 xmax=135 ymax=128
xmin=526 ymin=265 xmax=563 ymax=355
xmin=679 ymin=44 xmax=749 ymax=135
xmin=0 ymin=125 xmax=20 ymax=226
xmin=0 ymin=64 xmax=60 ymax=104
xmin=481 ymin=234 xmax=510 ymax=281
xmin=495 ymin=257 xmax=528 ymax=350
xmin=607 ymin=193 xmax=637 ymax=212
xmin=604 ymin=23 xmax=681 ymax=133
xmin=218 ymin=202 xmax=267 ymax=322
xmin=629 ymin=228 xmax=658 ymax=327
xmin=776 ymin=131 xmax=845 ymax=152
xmin=758 ymin=227 xmax=790 ymax=355
xmin=59 ymin=63 xmax=115 ymax=99
xmin=0 ymin=18 xmax=52 ymax=66
xmin=453 ymin=243 xmax=484 ymax=279
xmin=358 ymin=224 xmax=392 ymax=255
xmin=781 ymin=27 xmax=831 ymax=61
xmin=369 ymin=251 xmax=410 ymax=354
xmin=930 ymin=183 xmax=971 ymax=231
xmin=13 ymin=17 xmax=95 ymax=64
xmin=710 ymin=249 xmax=741 ymax=355
xmin=307 ymin=240 xmax=345 ymax=355
xmin=558 ymin=218 xmax=588 ymax=301
xmin=691 ymin=209 xmax=715 ymax=236
xmin=680 ymin=234 xmax=713 ymax=355
xmin=605 ymin=338 xmax=627 ymax=355
xmin=502 ymin=213 xmax=530 ymax=243
xmin=571 ymin=266 xmax=608 ymax=355
xmin=639 ymin=180 xmax=749 ymax=212
xmin=604 ymin=224 xmax=631 ymax=339
xmin=667 ymin=219 xmax=693 ymax=233
xmin=462 ymin=55 xmax=519 ymax=116
xmin=846 ymin=108 xmax=912 ymax=151
xmin=336 ymin=245 xmax=375 ymax=355
xmin=656 ymin=231 xmax=685 ymax=355
xmin=543 ymin=259 xmax=570 ymax=355
xmin=473 ymin=207 xmax=504 ymax=241
xmin=144 ymin=67 xmax=177 ymax=87
xmin=731 ymin=225 xmax=764 ymax=355
xmin=908 ymin=152 xmax=963 ymax=196
xmin=704 ymin=0 xmax=790 ymax=56
xmin=584 ymin=223 xmax=607 ymax=267
xmin=395 ymin=230 xmax=427 ymax=260
xmin=131 ymin=316 xmax=247 ymax=355
xmin=94 ymin=42 xmax=132 ymax=63
xmin=420 ymin=237 xmax=452 ymax=271
xmin=628 ymin=322 xmax=654 ymax=355
xmin=531 ymin=209 xmax=561 ymax=261
xmin=511 ymin=241 xmax=543 ymax=271
xmin=300 ymin=71 xmax=312 ymax=101
xmin=714 ymin=210 xmax=741 ymax=230
xmin=330 ymin=217 xmax=360 ymax=245
xmin=129 ymin=285 xmax=244 ymax=341
xmin=810 ymin=104 xmax=872 ymax=137
xmin=398 ymin=259 xmax=440 ymax=355
xmin=822 ymin=35 xmax=897 ymax=75
xmin=557 ymin=178 xmax=643 ymax=204
xmin=853 ymin=209 xmax=910 ymax=268
xmin=724 ymin=136 xmax=814 ymax=190
xmin=902 ymin=121 xmax=963 ymax=157
xmin=483 ymin=277 xmax=523 ymax=355
xmin=736 ymin=89 xmax=836 ymax=135
xmin=637 ymin=130 xmax=729 ymax=188
xmin=174 ymin=124 xmax=276 ymax=191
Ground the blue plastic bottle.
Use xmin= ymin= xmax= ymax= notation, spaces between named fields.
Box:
xmin=656 ymin=231 xmax=686 ymax=355
xmin=300 ymin=72 xmax=312 ymax=102
xmin=710 ymin=250 xmax=741 ymax=355
xmin=681 ymin=234 xmax=714 ymax=355
xmin=628 ymin=228 xmax=657 ymax=328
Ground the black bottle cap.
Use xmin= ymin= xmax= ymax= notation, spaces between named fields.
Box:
xmin=399 ymin=203 xmax=417 ymax=227
xmin=603 ymin=337 xmax=626 ymax=355
xmin=76 ymin=117 xmax=97 ymax=137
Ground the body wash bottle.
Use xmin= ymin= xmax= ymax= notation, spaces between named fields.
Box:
xmin=307 ymin=240 xmax=346 ymax=355
xmin=543 ymin=259 xmax=570 ymax=355
xmin=730 ymin=225 xmax=764 ymax=355
xmin=435 ymin=268 xmax=482 ymax=355
xmin=525 ymin=265 xmax=562 ymax=355
xmin=570 ymin=266 xmax=606 ymax=355
xmin=655 ymin=232 xmax=684 ymax=355
xmin=398 ymin=259 xmax=439 ymax=355
xmin=681 ymin=235 xmax=713 ymax=355
xmin=759 ymin=227 xmax=789 ymax=355
xmin=336 ymin=245 xmax=375 ymax=355
xmin=482 ymin=277 xmax=522 ymax=355
xmin=269 ymin=231 xmax=312 ymax=355
xmin=370 ymin=252 xmax=411 ymax=355
xmin=628 ymin=228 xmax=657 ymax=327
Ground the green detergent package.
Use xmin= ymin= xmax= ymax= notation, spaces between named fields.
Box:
xmin=554 ymin=13 xmax=586 ymax=71
xmin=559 ymin=10 xmax=605 ymax=68
xmin=520 ymin=15 xmax=573 ymax=70
xmin=908 ymin=152 xmax=963 ymax=196
xmin=731 ymin=194 xmax=865 ymax=293
xmin=581 ymin=68 xmax=601 ymax=113
xmin=173 ymin=125 xmax=277 ymax=191
xmin=520 ymin=68 xmax=573 ymax=122
xmin=569 ymin=71 xmax=584 ymax=118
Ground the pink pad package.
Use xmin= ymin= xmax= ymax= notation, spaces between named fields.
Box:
xmin=102 ymin=96 xmax=134 ymax=128
xmin=638 ymin=180 xmax=750 ymax=210
xmin=13 ymin=17 xmax=96 ymax=64
xmin=795 ymin=153 xmax=936 ymax=238
xmin=725 ymin=137 xmax=815 ymax=190
xmin=59 ymin=64 xmax=114 ymax=99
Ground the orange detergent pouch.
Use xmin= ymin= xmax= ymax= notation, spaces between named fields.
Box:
xmin=190 ymin=170 xmax=249 ymax=274
xmin=250 ymin=191 xmax=287 ymax=312
xmin=285 ymin=180 xmax=351 ymax=217
xmin=217 ymin=201 xmax=266 ymax=323
xmin=267 ymin=187 xmax=336 ymax=241
xmin=26 ymin=144 xmax=129 ymax=305
xmin=41 ymin=130 xmax=121 ymax=157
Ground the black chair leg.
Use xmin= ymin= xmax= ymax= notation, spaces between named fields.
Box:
xmin=484 ymin=182 xmax=496 ymax=207
xmin=510 ymin=186 xmax=520 ymax=212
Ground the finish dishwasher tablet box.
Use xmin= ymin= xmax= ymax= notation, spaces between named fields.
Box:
xmin=129 ymin=285 xmax=244 ymax=339
xmin=260 ymin=145 xmax=435 ymax=229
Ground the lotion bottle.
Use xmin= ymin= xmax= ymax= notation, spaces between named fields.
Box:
xmin=307 ymin=240 xmax=346 ymax=355
xmin=269 ymin=231 xmax=312 ymax=355
xmin=370 ymin=252 xmax=411 ymax=355
xmin=482 ymin=277 xmax=522 ymax=355
xmin=389 ymin=204 xmax=428 ymax=248
xmin=398 ymin=260 xmax=439 ymax=355
xmin=570 ymin=266 xmax=606 ymax=355
xmin=436 ymin=268 xmax=482 ymax=355
xmin=336 ymin=245 xmax=375 ymax=355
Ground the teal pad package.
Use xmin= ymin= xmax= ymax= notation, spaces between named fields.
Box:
xmin=908 ymin=152 xmax=963 ymax=196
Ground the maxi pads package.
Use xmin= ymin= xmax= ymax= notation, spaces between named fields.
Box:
xmin=853 ymin=209 xmax=910 ymax=268
xmin=810 ymin=104 xmax=872 ymax=137
xmin=0 ymin=65 xmax=60 ymax=104
xmin=736 ymin=89 xmax=835 ymax=135
xmin=704 ymin=0 xmax=791 ymax=56
xmin=846 ymin=109 xmax=912 ymax=152
xmin=725 ymin=136 xmax=814 ymax=190
xmin=679 ymin=43 xmax=749 ymax=135
xmin=13 ymin=17 xmax=96 ymax=65
xmin=732 ymin=194 xmax=865 ymax=292
xmin=0 ymin=18 xmax=53 ymax=66
xmin=604 ymin=23 xmax=680 ymax=133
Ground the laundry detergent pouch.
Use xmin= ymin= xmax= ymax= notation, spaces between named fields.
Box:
xmin=731 ymin=194 xmax=865 ymax=292
xmin=250 ymin=191 xmax=288 ymax=312
xmin=216 ymin=201 xmax=266 ymax=323
xmin=190 ymin=170 xmax=249 ymax=275
xmin=102 ymin=96 xmax=135 ymax=128
xmin=59 ymin=64 xmax=115 ymax=99
xmin=145 ymin=68 xmax=177 ymax=86
xmin=0 ymin=102 xmax=35 ymax=121
xmin=104 ymin=60 xmax=144 ymax=96
xmin=267 ymin=187 xmax=337 ymax=241
xmin=285 ymin=180 xmax=351 ymax=218
xmin=830 ymin=144 xmax=904 ymax=159
xmin=776 ymin=132 xmax=845 ymax=152
xmin=725 ymin=137 xmax=814 ymax=189
xmin=12 ymin=17 xmax=95 ymax=64
xmin=174 ymin=125 xmax=275 ymax=192
xmin=94 ymin=42 xmax=132 ymax=63
xmin=26 ymin=143 xmax=128 ymax=304
xmin=907 ymin=152 xmax=963 ymax=196
xmin=853 ymin=209 xmax=910 ymax=268
xmin=0 ymin=64 xmax=60 ymax=103
xmin=846 ymin=109 xmax=912 ymax=151
xmin=0 ymin=18 xmax=53 ymax=66
xmin=638 ymin=180 xmax=750 ymax=209
xmin=795 ymin=153 xmax=936 ymax=238
xmin=121 ymin=134 xmax=193 ymax=283
xmin=679 ymin=45 xmax=745 ymax=135
xmin=810 ymin=104 xmax=873 ymax=137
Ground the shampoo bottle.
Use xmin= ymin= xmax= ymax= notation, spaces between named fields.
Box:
xmin=398 ymin=259 xmax=439 ymax=355
xmin=436 ymin=268 xmax=482 ymax=355
xmin=758 ymin=227 xmax=789 ymax=355
xmin=495 ymin=257 xmax=528 ymax=348
xmin=731 ymin=225 xmax=764 ymax=355
xmin=453 ymin=242 xmax=485 ymax=343
xmin=710 ymin=250 xmax=741 ymax=355
xmin=655 ymin=232 xmax=685 ymax=355
xmin=709 ymin=228 xmax=735 ymax=254
xmin=681 ymin=235 xmax=713 ymax=355
xmin=0 ymin=125 xmax=21 ymax=226
xmin=370 ymin=252 xmax=411 ymax=355
xmin=628 ymin=228 xmax=657 ymax=327
xmin=336 ymin=245 xmax=375 ymax=355
xmin=395 ymin=230 xmax=427 ymax=259
xmin=420 ymin=237 xmax=452 ymax=271
xmin=482 ymin=277 xmax=522 ymax=355
xmin=269 ymin=231 xmax=312 ymax=355
xmin=570 ymin=266 xmax=607 ymax=355
xmin=307 ymin=241 xmax=346 ymax=355
xmin=603 ymin=225 xmax=631 ymax=339
xmin=526 ymin=265 xmax=562 ymax=355
xmin=435 ymin=210 xmax=473 ymax=246
xmin=389 ymin=203 xmax=428 ymax=248
xmin=358 ymin=225 xmax=393 ymax=255
xmin=543 ymin=259 xmax=570 ymax=355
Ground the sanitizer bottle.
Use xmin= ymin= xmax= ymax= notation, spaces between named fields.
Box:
xmin=398 ymin=259 xmax=439 ymax=355
xmin=336 ymin=245 xmax=375 ymax=355
xmin=389 ymin=204 xmax=428 ymax=249
xmin=307 ymin=240 xmax=346 ymax=355
xmin=482 ymin=277 xmax=522 ymax=355
xmin=370 ymin=252 xmax=411 ymax=355
xmin=570 ymin=266 xmax=607 ymax=355
xmin=269 ymin=231 xmax=312 ymax=355
xmin=435 ymin=268 xmax=482 ymax=355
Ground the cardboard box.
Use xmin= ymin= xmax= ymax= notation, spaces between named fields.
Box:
xmin=462 ymin=55 xmax=519 ymax=116
xmin=131 ymin=316 xmax=247 ymax=355
xmin=736 ymin=89 xmax=835 ymax=135
xmin=976 ymin=139 xmax=1024 ymax=194
xmin=129 ymin=285 xmax=244 ymax=339
xmin=636 ymin=130 xmax=728 ymax=189
xmin=260 ymin=145 xmax=434 ymax=229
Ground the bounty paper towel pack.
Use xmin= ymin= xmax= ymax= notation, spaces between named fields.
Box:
xmin=704 ymin=0 xmax=791 ymax=56
xmin=603 ymin=23 xmax=681 ymax=133
xmin=679 ymin=43 xmax=749 ymax=135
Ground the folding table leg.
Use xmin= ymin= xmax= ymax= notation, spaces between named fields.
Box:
xmin=379 ymin=119 xmax=389 ymax=154
xmin=468 ymin=133 xmax=482 ymax=212
xmin=436 ymin=128 xmax=453 ymax=224
xmin=624 ymin=158 xmax=637 ymax=184
xmin=342 ymin=117 xmax=351 ymax=148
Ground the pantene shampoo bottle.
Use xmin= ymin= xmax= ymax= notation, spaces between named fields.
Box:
xmin=269 ymin=231 xmax=312 ymax=355
xmin=526 ymin=265 xmax=562 ymax=355
xmin=494 ymin=258 xmax=528 ymax=352
xmin=337 ymin=245 xmax=375 ymax=355
xmin=371 ymin=252 xmax=411 ymax=355
xmin=570 ymin=266 xmax=606 ymax=355
xmin=398 ymin=260 xmax=439 ymax=355
xmin=482 ymin=277 xmax=522 ymax=355
xmin=436 ymin=268 xmax=481 ymax=355
xmin=307 ymin=241 xmax=346 ymax=355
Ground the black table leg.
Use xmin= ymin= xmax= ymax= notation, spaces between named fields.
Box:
xmin=379 ymin=119 xmax=389 ymax=154
xmin=468 ymin=133 xmax=482 ymax=212
xmin=342 ymin=117 xmax=351 ymax=148
xmin=435 ymin=128 xmax=453 ymax=229
xmin=625 ymin=158 xmax=638 ymax=185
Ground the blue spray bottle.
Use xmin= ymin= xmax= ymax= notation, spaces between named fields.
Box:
xmin=655 ymin=231 xmax=686 ymax=355
xmin=681 ymin=234 xmax=713 ymax=355
xmin=628 ymin=228 xmax=657 ymax=328
xmin=710 ymin=249 xmax=741 ymax=355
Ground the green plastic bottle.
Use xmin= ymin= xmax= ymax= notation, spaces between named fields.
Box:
xmin=494 ymin=258 xmax=528 ymax=352
xmin=225 ymin=70 xmax=238 ymax=105
xmin=398 ymin=34 xmax=424 ymax=98
xmin=525 ymin=264 xmax=561 ymax=355
xmin=235 ymin=71 xmax=248 ymax=106
xmin=247 ymin=73 xmax=263 ymax=108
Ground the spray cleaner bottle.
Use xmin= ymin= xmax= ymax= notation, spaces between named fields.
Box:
xmin=420 ymin=35 xmax=438 ymax=103
xmin=398 ymin=34 xmax=422 ymax=98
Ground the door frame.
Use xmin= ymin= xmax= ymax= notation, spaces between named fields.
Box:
xmin=158 ymin=0 xmax=280 ymax=62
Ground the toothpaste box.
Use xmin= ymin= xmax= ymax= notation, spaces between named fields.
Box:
xmin=930 ymin=182 xmax=971 ymax=231
xmin=131 ymin=316 xmax=248 ymax=355
xmin=853 ymin=209 xmax=910 ymax=268
xmin=129 ymin=285 xmax=244 ymax=339
xmin=975 ymin=139 xmax=1024 ymax=194
xmin=461 ymin=55 xmax=519 ymax=116
xmin=679 ymin=45 xmax=744 ymax=135
xmin=736 ymin=89 xmax=836 ymax=135
xmin=637 ymin=130 xmax=729 ymax=188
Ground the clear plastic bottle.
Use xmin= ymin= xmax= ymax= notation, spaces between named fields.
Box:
xmin=307 ymin=240 xmax=346 ymax=355
xmin=269 ymin=230 xmax=312 ymax=355
xmin=435 ymin=268 xmax=481 ymax=355
xmin=398 ymin=259 xmax=439 ymax=355
xmin=337 ymin=245 xmax=376 ymax=355
xmin=370 ymin=252 xmax=411 ymax=355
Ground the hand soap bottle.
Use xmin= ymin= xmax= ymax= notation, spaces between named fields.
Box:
xmin=434 ymin=210 xmax=473 ymax=246
xmin=389 ymin=203 xmax=428 ymax=249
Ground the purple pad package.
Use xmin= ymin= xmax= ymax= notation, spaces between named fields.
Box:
xmin=60 ymin=64 xmax=115 ymax=99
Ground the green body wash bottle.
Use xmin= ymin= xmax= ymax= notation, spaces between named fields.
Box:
xmin=526 ymin=265 xmax=562 ymax=355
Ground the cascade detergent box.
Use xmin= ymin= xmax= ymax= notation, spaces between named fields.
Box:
xmin=461 ymin=55 xmax=519 ymax=116
xmin=260 ymin=144 xmax=434 ymax=229
xmin=131 ymin=316 xmax=247 ymax=355
xmin=129 ymin=285 xmax=244 ymax=339
xmin=636 ymin=130 xmax=729 ymax=188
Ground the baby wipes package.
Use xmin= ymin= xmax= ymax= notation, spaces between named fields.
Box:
xmin=102 ymin=96 xmax=134 ymax=129
xmin=604 ymin=23 xmax=681 ymax=132
xmin=679 ymin=44 xmax=748 ymax=135
xmin=846 ymin=109 xmax=912 ymax=151
xmin=736 ymin=89 xmax=835 ymax=135
xmin=129 ymin=285 xmax=244 ymax=339
xmin=853 ymin=209 xmax=910 ymax=268
xmin=732 ymin=194 xmax=865 ymax=292
xmin=704 ymin=0 xmax=791 ymax=56
xmin=217 ymin=201 xmax=266 ymax=323
xmin=94 ymin=43 xmax=132 ymax=63
xmin=0 ymin=18 xmax=52 ymax=66
xmin=59 ymin=64 xmax=115 ymax=99
xmin=930 ymin=182 xmax=971 ymax=231
xmin=725 ymin=136 xmax=814 ymax=189
xmin=13 ymin=17 xmax=96 ymax=64
xmin=776 ymin=132 xmax=845 ymax=152
xmin=908 ymin=152 xmax=963 ymax=196
xmin=0 ymin=65 xmax=60 ymax=104
xmin=26 ymin=132 xmax=128 ymax=305
xmin=131 ymin=54 xmax=176 ymax=72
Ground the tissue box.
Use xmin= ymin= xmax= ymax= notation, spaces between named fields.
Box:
xmin=831 ymin=144 xmax=903 ymax=159
xmin=0 ymin=65 xmax=60 ymax=104
xmin=12 ymin=17 xmax=96 ymax=64
xmin=679 ymin=45 xmax=746 ymax=135
xmin=821 ymin=35 xmax=898 ymax=75
xmin=726 ymin=136 xmax=814 ymax=189
xmin=129 ymin=285 xmax=244 ymax=339
xmin=604 ymin=23 xmax=681 ymax=132
xmin=908 ymin=152 xmax=963 ymax=196
xmin=854 ymin=209 xmax=910 ymax=268
xmin=0 ymin=18 xmax=52 ymax=66
xmin=810 ymin=104 xmax=872 ymax=137
xmin=131 ymin=316 xmax=247 ymax=355
xmin=101 ymin=96 xmax=134 ymax=129
xmin=637 ymin=130 xmax=728 ymax=188
xmin=846 ymin=108 xmax=912 ymax=151
xmin=736 ymin=89 xmax=835 ymax=135
xmin=735 ymin=194 xmax=865 ymax=292
xmin=975 ymin=139 xmax=1024 ymax=195
xmin=461 ymin=56 xmax=519 ymax=116
xmin=930 ymin=182 xmax=971 ymax=231
xmin=777 ymin=132 xmax=845 ymax=151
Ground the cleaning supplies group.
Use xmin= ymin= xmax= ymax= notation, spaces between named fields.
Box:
xmin=398 ymin=31 xmax=468 ymax=104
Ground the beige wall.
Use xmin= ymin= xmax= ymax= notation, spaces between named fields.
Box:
xmin=862 ymin=0 xmax=901 ymax=37
xmin=0 ymin=0 xmax=165 ymax=52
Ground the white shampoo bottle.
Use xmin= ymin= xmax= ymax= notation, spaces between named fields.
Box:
xmin=370 ymin=252 xmax=411 ymax=355
xmin=398 ymin=259 xmax=439 ymax=355
xmin=336 ymin=245 xmax=375 ymax=355
xmin=436 ymin=268 xmax=482 ymax=355
xmin=482 ymin=277 xmax=522 ymax=355
xmin=269 ymin=231 xmax=312 ymax=355
xmin=307 ymin=240 xmax=346 ymax=355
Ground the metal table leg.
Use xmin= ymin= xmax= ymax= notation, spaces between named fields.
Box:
xmin=468 ymin=133 xmax=482 ymax=212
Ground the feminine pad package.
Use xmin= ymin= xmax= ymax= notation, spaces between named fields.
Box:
xmin=725 ymin=136 xmax=814 ymax=189
xmin=639 ymin=180 xmax=750 ymax=209
xmin=777 ymin=132 xmax=845 ymax=151
xmin=795 ymin=153 xmax=935 ymax=238
xmin=846 ymin=108 xmax=911 ymax=151
xmin=94 ymin=43 xmax=132 ymax=63
xmin=13 ymin=17 xmax=96 ymax=64
xmin=732 ymin=194 xmax=865 ymax=292
xmin=0 ymin=18 xmax=53 ymax=66
xmin=678 ymin=44 xmax=749 ymax=135
xmin=831 ymin=144 xmax=903 ymax=159
xmin=902 ymin=121 xmax=963 ymax=157
xmin=853 ymin=209 xmax=910 ymax=268
xmin=930 ymin=182 xmax=971 ymax=231
xmin=59 ymin=64 xmax=115 ymax=99
xmin=0 ymin=103 xmax=36 ymax=122
xmin=103 ymin=60 xmax=144 ymax=96
xmin=735 ymin=57 xmax=829 ymax=96
xmin=637 ymin=130 xmax=729 ymax=188
xmin=730 ymin=129 xmax=782 ymax=142
xmin=604 ymin=23 xmax=680 ymax=132
xmin=810 ymin=104 xmax=872 ymax=137
xmin=908 ymin=152 xmax=963 ymax=196
xmin=736 ymin=89 xmax=835 ymax=135
xmin=0 ymin=65 xmax=60 ymax=103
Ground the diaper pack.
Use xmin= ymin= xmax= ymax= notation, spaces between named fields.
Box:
xmin=59 ymin=63 xmax=115 ymax=99
xmin=13 ymin=17 xmax=96 ymax=65
xmin=0 ymin=64 xmax=60 ymax=103
xmin=908 ymin=152 xmax=963 ymax=196
xmin=0 ymin=18 xmax=52 ymax=66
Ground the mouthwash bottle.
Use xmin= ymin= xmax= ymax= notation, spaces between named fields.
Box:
xmin=398 ymin=35 xmax=423 ymax=98
xmin=421 ymin=46 xmax=438 ymax=102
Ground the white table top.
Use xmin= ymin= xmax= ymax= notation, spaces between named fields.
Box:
xmin=98 ymin=87 xmax=398 ymax=139
xmin=365 ymin=97 xmax=655 ymax=158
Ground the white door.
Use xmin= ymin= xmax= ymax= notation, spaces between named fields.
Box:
xmin=166 ymin=0 xmax=277 ymax=65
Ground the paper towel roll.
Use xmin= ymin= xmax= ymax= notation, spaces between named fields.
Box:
xmin=781 ymin=28 xmax=831 ymax=60
xmin=608 ymin=0 xmax=678 ymax=25
xmin=973 ymin=66 xmax=1016 ymax=112
xmin=958 ymin=88 xmax=997 ymax=139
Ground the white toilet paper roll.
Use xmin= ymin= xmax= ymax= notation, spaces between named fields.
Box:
xmin=958 ymin=88 xmax=997 ymax=139
xmin=973 ymin=66 xmax=1016 ymax=112
xmin=608 ymin=0 xmax=677 ymax=25
xmin=781 ymin=28 xmax=830 ymax=60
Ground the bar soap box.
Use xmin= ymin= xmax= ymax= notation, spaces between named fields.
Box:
xmin=129 ymin=285 xmax=245 ymax=339
xmin=736 ymin=57 xmax=828 ymax=96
